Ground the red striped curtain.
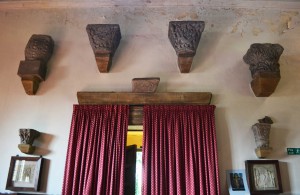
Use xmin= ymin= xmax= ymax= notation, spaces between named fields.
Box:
xmin=142 ymin=105 xmax=220 ymax=195
xmin=62 ymin=105 xmax=129 ymax=195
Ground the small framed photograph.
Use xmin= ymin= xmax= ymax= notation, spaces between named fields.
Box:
xmin=226 ymin=169 xmax=250 ymax=195
xmin=6 ymin=156 xmax=44 ymax=192
xmin=245 ymin=160 xmax=283 ymax=194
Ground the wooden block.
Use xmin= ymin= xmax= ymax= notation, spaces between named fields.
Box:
xmin=255 ymin=148 xmax=272 ymax=158
xmin=18 ymin=60 xmax=47 ymax=81
xmin=178 ymin=56 xmax=194 ymax=73
xmin=18 ymin=144 xmax=35 ymax=154
xmin=21 ymin=77 xmax=41 ymax=95
xmin=95 ymin=54 xmax=112 ymax=73
xmin=251 ymin=72 xmax=280 ymax=97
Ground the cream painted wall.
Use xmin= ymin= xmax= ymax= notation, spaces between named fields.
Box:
xmin=0 ymin=1 xmax=300 ymax=194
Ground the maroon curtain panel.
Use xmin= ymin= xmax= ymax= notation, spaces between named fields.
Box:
xmin=142 ymin=105 xmax=220 ymax=195
xmin=62 ymin=105 xmax=129 ymax=195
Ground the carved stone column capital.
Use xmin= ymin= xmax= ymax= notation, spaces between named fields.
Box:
xmin=132 ymin=77 xmax=160 ymax=93
xmin=168 ymin=21 xmax=205 ymax=73
xmin=18 ymin=129 xmax=40 ymax=154
xmin=86 ymin=24 xmax=121 ymax=73
xmin=243 ymin=43 xmax=284 ymax=97
xmin=17 ymin=34 xmax=54 ymax=95
xmin=251 ymin=116 xmax=273 ymax=158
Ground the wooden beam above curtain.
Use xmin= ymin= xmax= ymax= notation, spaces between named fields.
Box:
xmin=77 ymin=92 xmax=212 ymax=105
xmin=77 ymin=91 xmax=212 ymax=125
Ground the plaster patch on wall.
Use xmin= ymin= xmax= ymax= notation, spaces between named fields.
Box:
xmin=279 ymin=11 xmax=299 ymax=34
xmin=252 ymin=27 xmax=263 ymax=36
xmin=174 ymin=11 xmax=199 ymax=20
xmin=175 ymin=12 xmax=189 ymax=20
xmin=133 ymin=8 xmax=146 ymax=17
xmin=145 ymin=18 xmax=153 ymax=24
xmin=234 ymin=8 xmax=259 ymax=18
xmin=190 ymin=13 xmax=199 ymax=19
xmin=231 ymin=21 xmax=241 ymax=33
xmin=263 ymin=19 xmax=278 ymax=33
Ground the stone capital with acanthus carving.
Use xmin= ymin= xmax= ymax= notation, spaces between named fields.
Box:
xmin=243 ymin=43 xmax=284 ymax=97
xmin=168 ymin=21 xmax=205 ymax=73
xmin=18 ymin=129 xmax=40 ymax=154
xmin=251 ymin=116 xmax=274 ymax=158
xmin=86 ymin=24 xmax=121 ymax=73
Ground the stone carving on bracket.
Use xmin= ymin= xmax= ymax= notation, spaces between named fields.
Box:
xmin=168 ymin=21 xmax=205 ymax=73
xmin=251 ymin=116 xmax=273 ymax=158
xmin=243 ymin=43 xmax=284 ymax=97
xmin=132 ymin=77 xmax=160 ymax=93
xmin=86 ymin=24 xmax=121 ymax=73
xmin=18 ymin=129 xmax=40 ymax=154
xmin=17 ymin=34 xmax=54 ymax=95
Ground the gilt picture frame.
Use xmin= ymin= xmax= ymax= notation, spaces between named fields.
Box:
xmin=245 ymin=160 xmax=282 ymax=194
xmin=6 ymin=156 xmax=43 ymax=192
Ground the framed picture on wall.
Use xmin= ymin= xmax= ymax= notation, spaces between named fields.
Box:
xmin=245 ymin=160 xmax=283 ymax=194
xmin=226 ymin=169 xmax=250 ymax=195
xmin=6 ymin=156 xmax=44 ymax=192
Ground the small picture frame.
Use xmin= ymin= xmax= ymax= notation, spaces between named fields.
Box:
xmin=245 ymin=160 xmax=283 ymax=194
xmin=226 ymin=169 xmax=250 ymax=195
xmin=6 ymin=156 xmax=44 ymax=192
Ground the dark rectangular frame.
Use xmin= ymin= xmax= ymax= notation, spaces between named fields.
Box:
xmin=245 ymin=160 xmax=282 ymax=194
xmin=6 ymin=156 xmax=43 ymax=192
xmin=226 ymin=169 xmax=250 ymax=193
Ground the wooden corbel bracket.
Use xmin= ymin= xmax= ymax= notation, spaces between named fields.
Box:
xmin=17 ymin=34 xmax=54 ymax=95
xmin=168 ymin=21 xmax=205 ymax=73
xmin=86 ymin=24 xmax=121 ymax=73
xmin=77 ymin=91 xmax=212 ymax=125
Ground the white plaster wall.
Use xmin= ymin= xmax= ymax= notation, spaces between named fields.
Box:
xmin=0 ymin=1 xmax=300 ymax=194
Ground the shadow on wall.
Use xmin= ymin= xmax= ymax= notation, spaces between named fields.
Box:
xmin=192 ymin=32 xmax=224 ymax=73
xmin=36 ymin=23 xmax=68 ymax=96
xmin=39 ymin=158 xmax=51 ymax=193
xmin=280 ymin=161 xmax=291 ymax=193
xmin=33 ymin=133 xmax=55 ymax=156
xmin=212 ymin=95 xmax=233 ymax=195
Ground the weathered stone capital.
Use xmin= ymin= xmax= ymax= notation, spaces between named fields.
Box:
xmin=243 ymin=43 xmax=283 ymax=77
xmin=252 ymin=122 xmax=272 ymax=158
xmin=243 ymin=43 xmax=284 ymax=97
xmin=252 ymin=123 xmax=271 ymax=148
xmin=168 ymin=21 xmax=205 ymax=56
xmin=18 ymin=34 xmax=54 ymax=95
xmin=132 ymin=77 xmax=160 ymax=93
xmin=25 ymin=34 xmax=54 ymax=64
xmin=19 ymin=129 xmax=40 ymax=145
xmin=168 ymin=21 xmax=205 ymax=73
xmin=86 ymin=24 xmax=121 ymax=73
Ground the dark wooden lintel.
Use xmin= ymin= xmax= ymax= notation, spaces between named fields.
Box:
xmin=77 ymin=91 xmax=212 ymax=125
xmin=77 ymin=92 xmax=212 ymax=105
